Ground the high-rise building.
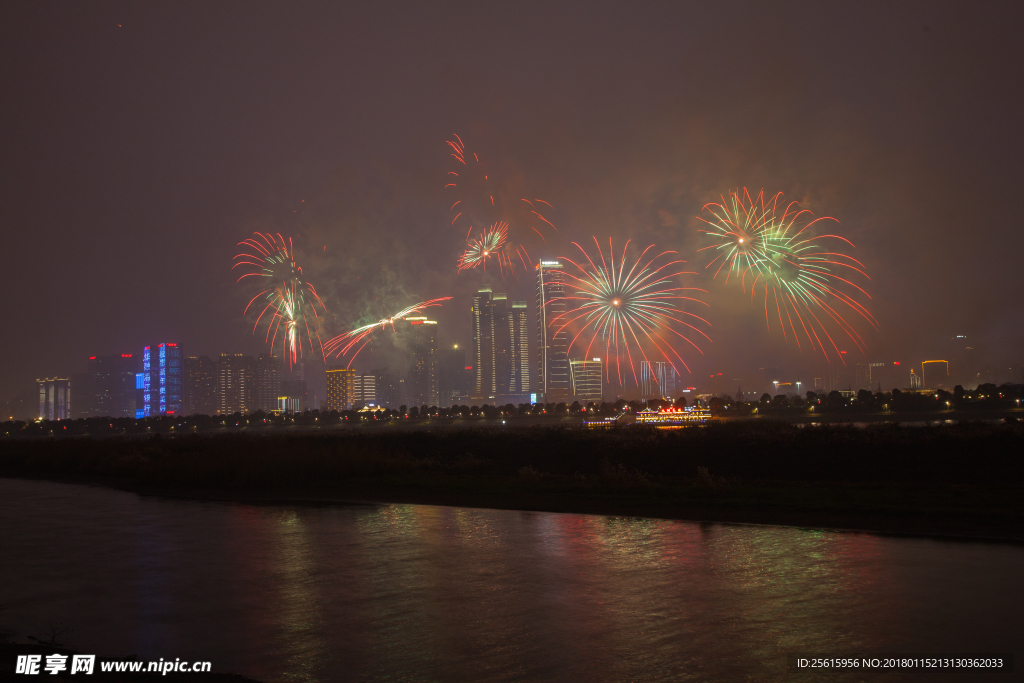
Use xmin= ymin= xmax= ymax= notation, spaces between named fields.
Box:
xmin=326 ymin=366 xmax=356 ymax=411
xmin=371 ymin=368 xmax=399 ymax=408
xmin=139 ymin=345 xmax=183 ymax=416
xmin=569 ymin=359 xmax=603 ymax=404
xmin=493 ymin=293 xmax=509 ymax=396
xmin=471 ymin=287 xmax=496 ymax=400
xmin=536 ymin=261 xmax=570 ymax=402
xmin=909 ymin=368 xmax=922 ymax=390
xmin=217 ymin=353 xmax=256 ymax=414
xmin=157 ymin=344 xmax=183 ymax=415
xmin=254 ymin=354 xmax=282 ymax=413
xmin=469 ymin=288 xmax=529 ymax=403
xmin=183 ymin=356 xmax=217 ymax=415
xmin=37 ymin=378 xmax=71 ymax=421
xmin=406 ymin=317 xmax=439 ymax=406
xmin=508 ymin=301 xmax=530 ymax=398
xmin=640 ymin=361 xmax=677 ymax=399
xmin=353 ymin=374 xmax=376 ymax=407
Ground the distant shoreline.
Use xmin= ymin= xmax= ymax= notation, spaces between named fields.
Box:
xmin=2 ymin=421 xmax=1022 ymax=543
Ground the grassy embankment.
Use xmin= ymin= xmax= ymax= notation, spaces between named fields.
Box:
xmin=1 ymin=420 xmax=1021 ymax=540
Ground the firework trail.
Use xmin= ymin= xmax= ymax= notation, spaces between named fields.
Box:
xmin=233 ymin=232 xmax=326 ymax=368
xmin=698 ymin=188 xmax=877 ymax=364
xmin=549 ymin=237 xmax=711 ymax=388
xmin=324 ymin=298 xmax=453 ymax=367
xmin=445 ymin=134 xmax=556 ymax=275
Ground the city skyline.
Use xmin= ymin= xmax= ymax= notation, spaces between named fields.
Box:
xmin=3 ymin=3 xmax=1023 ymax=411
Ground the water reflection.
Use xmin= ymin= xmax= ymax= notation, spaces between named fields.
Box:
xmin=1 ymin=479 xmax=1020 ymax=682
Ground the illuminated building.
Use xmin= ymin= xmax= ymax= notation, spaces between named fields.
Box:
xmin=280 ymin=378 xmax=307 ymax=412
xmin=353 ymin=373 xmax=376 ymax=407
xmin=217 ymin=353 xmax=256 ymax=414
xmin=635 ymin=405 xmax=710 ymax=425
xmin=921 ymin=360 xmax=949 ymax=389
xmin=137 ymin=344 xmax=183 ymax=416
xmin=277 ymin=396 xmax=301 ymax=413
xmin=507 ymin=301 xmax=530 ymax=399
xmin=142 ymin=347 xmax=153 ymax=416
xmin=183 ymin=355 xmax=217 ymax=415
xmin=536 ymin=260 xmax=570 ymax=402
xmin=37 ymin=378 xmax=71 ymax=421
xmin=326 ymin=366 xmax=356 ymax=411
xmin=494 ymin=293 xmax=509 ymax=396
xmin=640 ymin=361 xmax=676 ymax=399
xmin=254 ymin=354 xmax=282 ymax=413
xmin=909 ymin=368 xmax=922 ymax=390
xmin=405 ymin=316 xmax=439 ymax=406
xmin=471 ymin=287 xmax=496 ymax=400
xmin=472 ymin=287 xmax=529 ymax=403
xmin=570 ymin=359 xmax=603 ymax=404
xmin=157 ymin=344 xmax=183 ymax=414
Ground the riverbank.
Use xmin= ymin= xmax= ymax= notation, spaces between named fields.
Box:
xmin=2 ymin=421 xmax=1022 ymax=541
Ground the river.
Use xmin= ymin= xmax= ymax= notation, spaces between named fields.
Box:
xmin=1 ymin=478 xmax=1020 ymax=681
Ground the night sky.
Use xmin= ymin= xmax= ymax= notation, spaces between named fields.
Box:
xmin=3 ymin=1 xmax=1022 ymax=403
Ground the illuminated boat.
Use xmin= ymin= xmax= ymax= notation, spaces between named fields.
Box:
xmin=635 ymin=406 xmax=710 ymax=426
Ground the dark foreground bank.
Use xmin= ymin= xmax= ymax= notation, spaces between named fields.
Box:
xmin=1 ymin=421 xmax=1022 ymax=541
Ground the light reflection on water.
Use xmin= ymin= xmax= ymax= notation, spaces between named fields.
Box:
xmin=0 ymin=478 xmax=1020 ymax=682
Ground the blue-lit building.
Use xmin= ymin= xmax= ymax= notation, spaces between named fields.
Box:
xmin=139 ymin=343 xmax=183 ymax=416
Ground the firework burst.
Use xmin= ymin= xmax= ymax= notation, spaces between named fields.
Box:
xmin=457 ymin=221 xmax=520 ymax=275
xmin=233 ymin=232 xmax=326 ymax=368
xmin=324 ymin=298 xmax=453 ymax=367
xmin=445 ymin=134 xmax=557 ymax=275
xmin=549 ymin=237 xmax=711 ymax=387
xmin=698 ymin=188 xmax=877 ymax=363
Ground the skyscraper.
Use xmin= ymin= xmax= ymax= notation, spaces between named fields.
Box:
xmin=37 ymin=378 xmax=71 ymax=421
xmin=255 ymin=354 xmax=282 ymax=413
xmin=569 ymin=359 xmax=603 ymax=404
xmin=183 ymin=355 xmax=217 ymax=415
xmin=157 ymin=343 xmax=183 ymax=414
xmin=217 ymin=353 xmax=256 ymax=414
xmin=470 ymin=288 xmax=530 ymax=403
xmin=493 ymin=293 xmax=510 ymax=396
xmin=536 ymin=260 xmax=570 ymax=402
xmin=372 ymin=368 xmax=399 ymax=408
xmin=406 ymin=317 xmax=439 ymax=406
xmin=471 ymin=287 xmax=496 ymax=400
xmin=508 ymin=301 xmax=530 ymax=398
xmin=139 ymin=344 xmax=182 ymax=416
xmin=326 ymin=366 xmax=356 ymax=411
xmin=353 ymin=373 xmax=376 ymax=406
